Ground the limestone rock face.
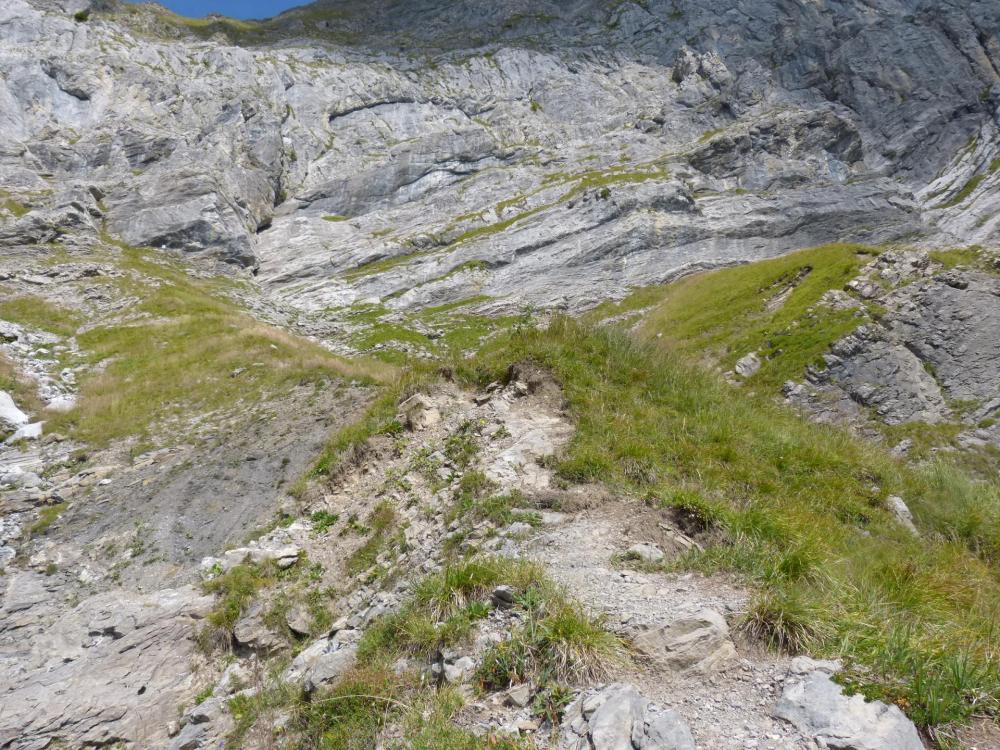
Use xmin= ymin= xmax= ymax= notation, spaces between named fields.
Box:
xmin=0 ymin=574 xmax=213 ymax=750
xmin=805 ymin=261 xmax=1000 ymax=435
xmin=0 ymin=0 xmax=997 ymax=315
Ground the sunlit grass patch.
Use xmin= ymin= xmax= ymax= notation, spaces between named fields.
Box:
xmin=46 ymin=246 xmax=394 ymax=446
xmin=638 ymin=243 xmax=880 ymax=387
xmin=0 ymin=295 xmax=81 ymax=337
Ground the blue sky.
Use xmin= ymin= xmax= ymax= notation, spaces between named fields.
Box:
xmin=131 ymin=0 xmax=305 ymax=19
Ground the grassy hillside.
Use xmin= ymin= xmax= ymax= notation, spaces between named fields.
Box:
xmin=0 ymin=245 xmax=393 ymax=448
xmin=628 ymin=243 xmax=881 ymax=388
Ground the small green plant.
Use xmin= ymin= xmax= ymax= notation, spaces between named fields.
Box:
xmin=199 ymin=562 xmax=276 ymax=649
xmin=74 ymin=9 xmax=90 ymax=22
xmin=444 ymin=419 xmax=485 ymax=468
xmin=532 ymin=683 xmax=575 ymax=725
xmin=29 ymin=503 xmax=67 ymax=537
xmin=311 ymin=510 xmax=340 ymax=534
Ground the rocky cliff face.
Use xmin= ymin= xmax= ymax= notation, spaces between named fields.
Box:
xmin=2 ymin=0 xmax=999 ymax=317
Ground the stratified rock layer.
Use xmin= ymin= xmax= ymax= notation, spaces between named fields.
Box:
xmin=1 ymin=0 xmax=998 ymax=316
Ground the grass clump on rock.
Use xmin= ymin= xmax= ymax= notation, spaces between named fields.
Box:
xmin=358 ymin=557 xmax=552 ymax=662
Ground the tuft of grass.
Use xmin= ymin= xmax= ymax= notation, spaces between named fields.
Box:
xmin=478 ymin=599 xmax=623 ymax=690
xmin=413 ymin=557 xmax=548 ymax=620
xmin=738 ymin=588 xmax=822 ymax=654
xmin=359 ymin=605 xmax=480 ymax=661
xmin=225 ymin=663 xmax=533 ymax=750
xmin=310 ymin=510 xmax=340 ymax=534
xmin=359 ymin=557 xmax=550 ymax=663
xmin=29 ymin=503 xmax=67 ymax=537
xmin=200 ymin=562 xmax=277 ymax=648
xmin=453 ymin=488 xmax=542 ymax=529
xmin=395 ymin=686 xmax=535 ymax=750
xmin=346 ymin=501 xmax=399 ymax=576
xmin=443 ymin=419 xmax=484 ymax=469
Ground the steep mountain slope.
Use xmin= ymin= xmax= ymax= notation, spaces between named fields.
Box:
xmin=2 ymin=0 xmax=999 ymax=318
xmin=1 ymin=2 xmax=1000 ymax=750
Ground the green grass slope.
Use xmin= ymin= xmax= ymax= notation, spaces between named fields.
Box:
xmin=457 ymin=315 xmax=999 ymax=738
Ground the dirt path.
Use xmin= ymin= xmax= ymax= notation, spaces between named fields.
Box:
xmin=523 ymin=508 xmax=815 ymax=750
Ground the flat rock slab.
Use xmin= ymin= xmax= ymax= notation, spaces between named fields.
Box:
xmin=773 ymin=670 xmax=924 ymax=750
xmin=632 ymin=608 xmax=737 ymax=675
xmin=0 ymin=579 xmax=213 ymax=750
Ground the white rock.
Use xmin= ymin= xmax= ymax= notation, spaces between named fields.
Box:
xmin=442 ymin=656 xmax=476 ymax=683
xmin=625 ymin=543 xmax=665 ymax=564
xmin=735 ymin=352 xmax=762 ymax=378
xmin=285 ymin=639 xmax=358 ymax=687
xmin=5 ymin=421 xmax=42 ymax=443
xmin=561 ymin=684 xmax=695 ymax=750
xmin=46 ymin=395 xmax=77 ymax=412
xmin=788 ymin=656 xmax=842 ymax=675
xmin=886 ymin=496 xmax=918 ymax=536
xmin=0 ymin=391 xmax=29 ymax=430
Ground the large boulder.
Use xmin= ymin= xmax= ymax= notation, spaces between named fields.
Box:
xmin=773 ymin=670 xmax=924 ymax=750
xmin=631 ymin=608 xmax=737 ymax=675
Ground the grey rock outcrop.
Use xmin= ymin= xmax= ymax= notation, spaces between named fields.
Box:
xmin=285 ymin=628 xmax=360 ymax=688
xmin=561 ymin=683 xmax=696 ymax=750
xmin=0 ymin=576 xmax=214 ymax=750
xmin=804 ymin=256 xmax=1000 ymax=436
xmin=773 ymin=670 xmax=924 ymax=750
